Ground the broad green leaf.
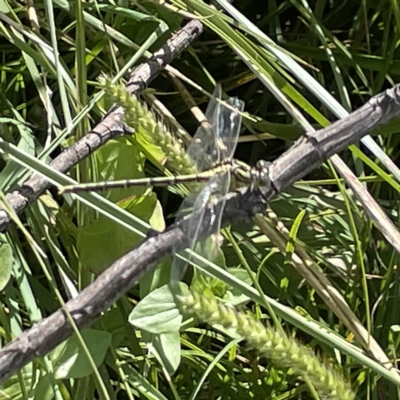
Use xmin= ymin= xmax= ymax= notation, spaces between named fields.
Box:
xmin=223 ymin=268 xmax=256 ymax=306
xmin=77 ymin=192 xmax=163 ymax=274
xmin=118 ymin=191 xmax=165 ymax=232
xmin=129 ymin=283 xmax=186 ymax=334
xmin=52 ymin=329 xmax=111 ymax=379
xmin=77 ymin=215 xmax=142 ymax=274
xmin=0 ymin=242 xmax=13 ymax=291
xmin=94 ymin=138 xmax=147 ymax=204
xmin=33 ymin=374 xmax=53 ymax=400
xmin=153 ymin=331 xmax=181 ymax=375
xmin=139 ymin=256 xmax=173 ymax=298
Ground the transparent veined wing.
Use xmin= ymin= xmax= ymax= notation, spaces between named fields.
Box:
xmin=170 ymin=85 xmax=244 ymax=281
xmin=187 ymin=85 xmax=244 ymax=171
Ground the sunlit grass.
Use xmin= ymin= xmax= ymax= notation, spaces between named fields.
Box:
xmin=0 ymin=0 xmax=400 ymax=399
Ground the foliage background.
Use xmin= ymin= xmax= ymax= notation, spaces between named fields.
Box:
xmin=0 ymin=0 xmax=400 ymax=399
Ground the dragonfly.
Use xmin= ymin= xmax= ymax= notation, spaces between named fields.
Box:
xmin=60 ymin=158 xmax=267 ymax=192
xmin=61 ymin=86 xmax=270 ymax=276
xmin=60 ymin=91 xmax=269 ymax=195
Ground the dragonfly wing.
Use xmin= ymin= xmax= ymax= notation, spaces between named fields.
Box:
xmin=187 ymin=85 xmax=244 ymax=171
xmin=170 ymin=86 xmax=244 ymax=281
xmin=215 ymin=96 xmax=244 ymax=161
xmin=170 ymin=171 xmax=230 ymax=281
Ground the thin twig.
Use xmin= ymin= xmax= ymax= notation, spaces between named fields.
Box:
xmin=0 ymin=19 xmax=203 ymax=231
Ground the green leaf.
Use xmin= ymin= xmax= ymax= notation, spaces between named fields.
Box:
xmin=33 ymin=374 xmax=53 ymax=400
xmin=77 ymin=192 xmax=164 ymax=274
xmin=52 ymin=329 xmax=111 ymax=379
xmin=77 ymin=216 xmax=142 ymax=274
xmin=129 ymin=284 xmax=186 ymax=334
xmin=94 ymin=138 xmax=147 ymax=204
xmin=223 ymin=268 xmax=256 ymax=306
xmin=0 ymin=242 xmax=13 ymax=291
xmin=153 ymin=331 xmax=181 ymax=375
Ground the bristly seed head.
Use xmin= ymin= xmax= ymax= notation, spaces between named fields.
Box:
xmin=101 ymin=77 xmax=198 ymax=178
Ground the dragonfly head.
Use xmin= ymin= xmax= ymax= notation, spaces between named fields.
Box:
xmin=254 ymin=159 xmax=271 ymax=186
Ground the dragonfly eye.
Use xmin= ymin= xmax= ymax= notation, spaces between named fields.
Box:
xmin=255 ymin=159 xmax=271 ymax=185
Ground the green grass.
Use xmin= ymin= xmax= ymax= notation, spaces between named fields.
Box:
xmin=0 ymin=0 xmax=400 ymax=399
